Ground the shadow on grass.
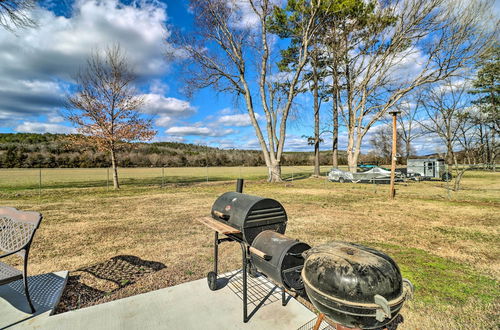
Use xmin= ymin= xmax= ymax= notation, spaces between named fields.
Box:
xmin=283 ymin=173 xmax=310 ymax=181
xmin=55 ymin=255 xmax=165 ymax=313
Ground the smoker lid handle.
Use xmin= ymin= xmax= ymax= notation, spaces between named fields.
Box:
xmin=213 ymin=210 xmax=229 ymax=220
xmin=249 ymin=246 xmax=272 ymax=261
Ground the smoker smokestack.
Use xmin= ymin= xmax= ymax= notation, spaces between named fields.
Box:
xmin=236 ymin=179 xmax=244 ymax=193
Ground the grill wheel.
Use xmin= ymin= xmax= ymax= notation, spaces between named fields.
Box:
xmin=207 ymin=271 xmax=217 ymax=291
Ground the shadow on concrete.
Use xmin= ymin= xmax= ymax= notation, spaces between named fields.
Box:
xmin=56 ymin=255 xmax=165 ymax=313
xmin=0 ymin=272 xmax=67 ymax=329
xmin=222 ymin=269 xmax=292 ymax=322
xmin=214 ymin=270 xmax=240 ymax=290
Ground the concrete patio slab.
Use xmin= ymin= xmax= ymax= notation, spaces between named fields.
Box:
xmin=17 ymin=270 xmax=320 ymax=330
xmin=0 ymin=271 xmax=68 ymax=329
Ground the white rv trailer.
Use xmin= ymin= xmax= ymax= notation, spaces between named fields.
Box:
xmin=407 ymin=158 xmax=452 ymax=181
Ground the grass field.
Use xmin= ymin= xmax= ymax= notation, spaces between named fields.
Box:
xmin=0 ymin=168 xmax=498 ymax=329
xmin=0 ymin=166 xmax=334 ymax=191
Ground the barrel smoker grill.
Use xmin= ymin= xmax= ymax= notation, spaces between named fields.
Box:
xmin=206 ymin=179 xmax=311 ymax=323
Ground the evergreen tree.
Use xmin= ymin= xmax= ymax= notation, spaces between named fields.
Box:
xmin=470 ymin=45 xmax=499 ymax=134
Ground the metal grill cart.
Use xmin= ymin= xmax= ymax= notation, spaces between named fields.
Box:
xmin=196 ymin=179 xmax=303 ymax=323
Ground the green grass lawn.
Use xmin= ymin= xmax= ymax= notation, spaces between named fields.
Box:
xmin=0 ymin=166 xmax=339 ymax=191
xmin=0 ymin=168 xmax=498 ymax=328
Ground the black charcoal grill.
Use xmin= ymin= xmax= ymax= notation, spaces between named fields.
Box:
xmin=203 ymin=179 xmax=294 ymax=323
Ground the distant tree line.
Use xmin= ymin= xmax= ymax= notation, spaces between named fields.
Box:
xmin=0 ymin=133 xmax=349 ymax=168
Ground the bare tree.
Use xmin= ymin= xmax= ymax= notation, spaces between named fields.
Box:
xmin=419 ymin=79 xmax=473 ymax=190
xmin=394 ymin=93 xmax=426 ymax=163
xmin=66 ymin=46 xmax=156 ymax=189
xmin=330 ymin=0 xmax=496 ymax=172
xmin=0 ymin=0 xmax=36 ymax=31
xmin=419 ymin=79 xmax=471 ymax=164
xmin=369 ymin=124 xmax=403 ymax=164
xmin=175 ymin=0 xmax=323 ymax=182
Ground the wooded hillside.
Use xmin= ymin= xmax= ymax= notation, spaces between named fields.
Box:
xmin=0 ymin=133 xmax=347 ymax=168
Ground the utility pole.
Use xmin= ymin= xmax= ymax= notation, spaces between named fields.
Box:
xmin=389 ymin=109 xmax=401 ymax=199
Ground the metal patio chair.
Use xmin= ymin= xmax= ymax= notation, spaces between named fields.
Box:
xmin=0 ymin=207 xmax=42 ymax=313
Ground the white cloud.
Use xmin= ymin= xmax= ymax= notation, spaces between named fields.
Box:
xmin=15 ymin=121 xmax=75 ymax=134
xmin=219 ymin=107 xmax=233 ymax=115
xmin=141 ymin=94 xmax=196 ymax=116
xmin=48 ymin=115 xmax=65 ymax=123
xmin=166 ymin=126 xmax=235 ymax=137
xmin=227 ymin=0 xmax=260 ymax=30
xmin=163 ymin=135 xmax=186 ymax=143
xmin=0 ymin=0 xmax=172 ymax=127
xmin=217 ymin=113 xmax=262 ymax=127
xmin=155 ymin=115 xmax=173 ymax=127
xmin=141 ymin=94 xmax=197 ymax=128
xmin=227 ymin=0 xmax=283 ymax=30
xmin=149 ymin=80 xmax=169 ymax=95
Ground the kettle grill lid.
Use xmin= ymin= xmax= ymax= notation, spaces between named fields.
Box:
xmin=302 ymin=242 xmax=403 ymax=305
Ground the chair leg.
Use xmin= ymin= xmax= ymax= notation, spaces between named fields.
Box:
xmin=23 ymin=258 xmax=35 ymax=313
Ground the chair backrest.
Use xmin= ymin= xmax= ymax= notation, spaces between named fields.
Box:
xmin=0 ymin=207 xmax=42 ymax=253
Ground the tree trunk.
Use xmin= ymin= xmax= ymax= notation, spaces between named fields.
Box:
xmin=446 ymin=139 xmax=454 ymax=166
xmin=110 ymin=148 xmax=120 ymax=189
xmin=453 ymin=168 xmax=467 ymax=191
xmin=405 ymin=140 xmax=411 ymax=165
xmin=313 ymin=66 xmax=320 ymax=177
xmin=453 ymin=155 xmax=467 ymax=192
xmin=347 ymin=152 xmax=360 ymax=173
xmin=268 ymin=162 xmax=282 ymax=182
xmin=491 ymin=129 xmax=496 ymax=172
xmin=332 ymin=68 xmax=339 ymax=168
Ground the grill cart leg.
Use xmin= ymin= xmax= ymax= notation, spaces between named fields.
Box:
xmin=281 ymin=286 xmax=286 ymax=306
xmin=313 ymin=313 xmax=325 ymax=330
xmin=240 ymin=242 xmax=249 ymax=323
xmin=207 ymin=231 xmax=218 ymax=291
xmin=248 ymin=261 xmax=258 ymax=278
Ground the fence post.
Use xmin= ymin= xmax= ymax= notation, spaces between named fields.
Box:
xmin=162 ymin=166 xmax=165 ymax=188
xmin=39 ymin=167 xmax=42 ymax=197
xmin=446 ymin=163 xmax=451 ymax=200
xmin=206 ymin=165 xmax=209 ymax=183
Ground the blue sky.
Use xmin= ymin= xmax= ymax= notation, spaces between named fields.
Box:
xmin=0 ymin=0 xmax=495 ymax=154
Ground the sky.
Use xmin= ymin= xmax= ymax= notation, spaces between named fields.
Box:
xmin=0 ymin=0 xmax=496 ymax=155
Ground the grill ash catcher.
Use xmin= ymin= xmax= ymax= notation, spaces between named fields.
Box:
xmin=197 ymin=179 xmax=413 ymax=328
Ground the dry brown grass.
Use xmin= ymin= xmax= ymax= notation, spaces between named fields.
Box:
xmin=0 ymin=170 xmax=498 ymax=329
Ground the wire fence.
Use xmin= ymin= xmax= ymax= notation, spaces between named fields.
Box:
xmin=0 ymin=165 xmax=339 ymax=193
xmin=0 ymin=164 xmax=495 ymax=194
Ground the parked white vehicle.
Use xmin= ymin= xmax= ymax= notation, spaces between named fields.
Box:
xmin=328 ymin=168 xmax=355 ymax=183
xmin=328 ymin=167 xmax=404 ymax=184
